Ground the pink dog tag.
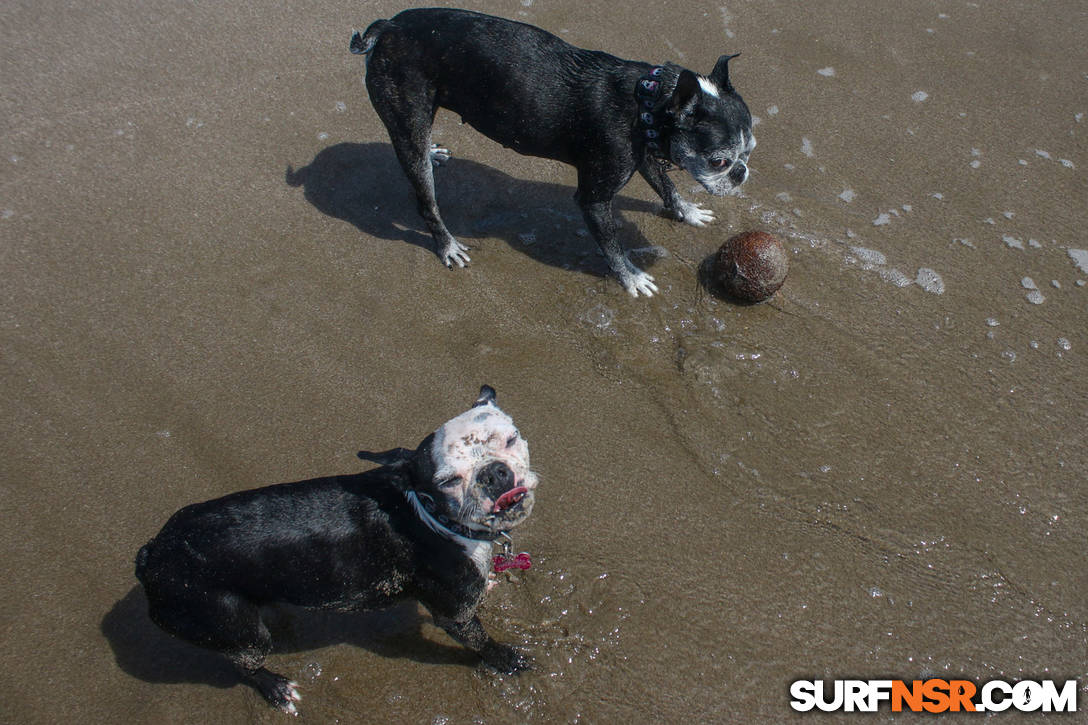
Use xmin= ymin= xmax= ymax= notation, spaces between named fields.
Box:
xmin=492 ymin=552 xmax=532 ymax=573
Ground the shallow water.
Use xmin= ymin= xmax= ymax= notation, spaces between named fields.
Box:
xmin=2 ymin=0 xmax=1085 ymax=722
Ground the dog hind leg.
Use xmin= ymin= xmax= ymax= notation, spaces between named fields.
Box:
xmin=365 ymin=70 xmax=470 ymax=268
xmin=145 ymin=587 xmax=302 ymax=713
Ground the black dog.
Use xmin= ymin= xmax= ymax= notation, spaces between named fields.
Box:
xmin=351 ymin=8 xmax=755 ymax=297
xmin=135 ymin=386 xmax=539 ymax=713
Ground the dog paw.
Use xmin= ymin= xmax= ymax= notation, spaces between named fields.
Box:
xmin=440 ymin=239 xmax=471 ymax=268
xmin=249 ymin=668 xmax=302 ymax=715
xmin=429 ymin=143 xmax=452 ymax=166
xmin=618 ymin=264 xmax=658 ymax=297
xmin=482 ymin=642 xmax=533 ymax=674
xmin=675 ymin=199 xmax=715 ymax=227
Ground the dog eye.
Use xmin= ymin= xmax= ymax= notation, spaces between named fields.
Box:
xmin=710 ymin=158 xmax=732 ymax=169
xmin=506 ymin=435 xmax=518 ymax=448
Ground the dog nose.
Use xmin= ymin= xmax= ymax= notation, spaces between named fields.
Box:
xmin=728 ymin=163 xmax=747 ymax=186
xmin=478 ymin=461 xmax=515 ymax=498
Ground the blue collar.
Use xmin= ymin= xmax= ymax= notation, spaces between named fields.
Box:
xmin=404 ymin=490 xmax=504 ymax=543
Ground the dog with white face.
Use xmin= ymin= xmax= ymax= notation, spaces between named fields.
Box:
xmin=135 ymin=385 xmax=537 ymax=714
xmin=424 ymin=397 xmax=537 ymax=530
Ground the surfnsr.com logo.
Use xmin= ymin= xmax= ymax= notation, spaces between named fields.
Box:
xmin=790 ymin=679 xmax=1078 ymax=713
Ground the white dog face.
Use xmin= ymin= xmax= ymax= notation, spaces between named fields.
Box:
xmin=426 ymin=387 xmax=538 ymax=532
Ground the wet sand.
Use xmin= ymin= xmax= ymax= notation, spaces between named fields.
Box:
xmin=3 ymin=0 xmax=1086 ymax=722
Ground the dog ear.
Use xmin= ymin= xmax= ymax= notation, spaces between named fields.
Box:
xmin=357 ymin=447 xmax=414 ymax=467
xmin=473 ymin=385 xmax=497 ymax=407
xmin=668 ymin=69 xmax=701 ymax=119
xmin=409 ymin=432 xmax=437 ymax=486
xmin=709 ymin=53 xmax=741 ymax=94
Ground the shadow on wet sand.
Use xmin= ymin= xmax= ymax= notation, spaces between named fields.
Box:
xmin=285 ymin=141 xmax=664 ymax=277
xmin=102 ymin=586 xmax=478 ymax=690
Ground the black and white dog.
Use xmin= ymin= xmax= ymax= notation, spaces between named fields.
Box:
xmin=135 ymin=386 xmax=538 ymax=713
xmin=351 ymin=8 xmax=755 ymax=297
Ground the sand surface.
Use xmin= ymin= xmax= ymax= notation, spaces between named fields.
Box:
xmin=3 ymin=0 xmax=1086 ymax=722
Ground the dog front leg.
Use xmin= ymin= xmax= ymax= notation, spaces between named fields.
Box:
xmin=579 ymin=198 xmax=658 ymax=297
xmin=638 ymin=159 xmax=715 ymax=228
xmin=432 ymin=613 xmax=532 ymax=673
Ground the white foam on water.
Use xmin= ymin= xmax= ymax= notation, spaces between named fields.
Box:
xmin=1051 ymin=280 xmax=1061 ymax=289
xmin=630 ymin=245 xmax=669 ymax=259
xmin=912 ymin=91 xmax=929 ymax=102
xmin=1060 ymin=159 xmax=1075 ymax=168
xmin=663 ymin=39 xmax=686 ymax=61
xmin=1068 ymin=249 xmax=1088 ymax=273
xmin=838 ymin=189 xmax=856 ymax=203
xmin=1026 ymin=290 xmax=1045 ymax=305
xmin=719 ymin=7 xmax=736 ymax=38
xmin=873 ymin=213 xmax=891 ymax=226
xmin=1028 ymin=238 xmax=1042 ymax=248
xmin=881 ymin=268 xmax=913 ymax=287
xmin=985 ymin=318 xmax=1000 ymax=327
xmin=1058 ymin=338 xmax=1072 ymax=351
xmin=1035 ymin=149 xmax=1052 ymax=159
xmin=916 ymin=268 xmax=945 ymax=294
xmin=767 ymin=105 xmax=779 ymax=116
xmin=581 ymin=304 xmax=615 ymax=331
xmin=817 ymin=67 xmax=836 ymax=77
xmin=1021 ymin=277 xmax=1037 ymax=290
xmin=1002 ymin=235 xmax=1024 ymax=250
xmin=335 ymin=101 xmax=347 ymax=112
xmin=851 ymin=246 xmax=887 ymax=266
xmin=801 ymin=137 xmax=815 ymax=157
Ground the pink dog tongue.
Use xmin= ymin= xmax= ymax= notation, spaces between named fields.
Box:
xmin=492 ymin=486 xmax=528 ymax=513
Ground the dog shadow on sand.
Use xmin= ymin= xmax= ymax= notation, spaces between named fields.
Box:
xmin=285 ymin=142 xmax=663 ymax=277
xmin=102 ymin=586 xmax=479 ymax=691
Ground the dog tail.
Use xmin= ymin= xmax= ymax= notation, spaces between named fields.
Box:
xmin=350 ymin=20 xmax=392 ymax=56
xmin=134 ymin=542 xmax=151 ymax=582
